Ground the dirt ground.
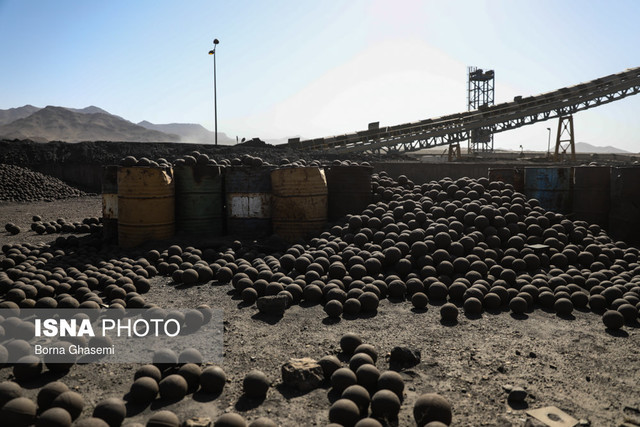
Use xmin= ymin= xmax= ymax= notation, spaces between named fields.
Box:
xmin=1 ymin=196 xmax=639 ymax=427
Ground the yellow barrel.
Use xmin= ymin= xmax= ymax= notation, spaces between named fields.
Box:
xmin=271 ymin=167 xmax=328 ymax=242
xmin=101 ymin=165 xmax=118 ymax=243
xmin=118 ymin=166 xmax=175 ymax=248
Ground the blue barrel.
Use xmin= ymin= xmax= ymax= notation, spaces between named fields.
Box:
xmin=225 ymin=166 xmax=273 ymax=239
xmin=174 ymin=164 xmax=224 ymax=235
xmin=609 ymin=167 xmax=640 ymax=243
xmin=524 ymin=167 xmax=572 ymax=214
xmin=572 ymin=166 xmax=610 ymax=228
xmin=326 ymin=165 xmax=373 ymax=220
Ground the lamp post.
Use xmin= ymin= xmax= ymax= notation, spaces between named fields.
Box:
xmin=208 ymin=39 xmax=220 ymax=145
xmin=546 ymin=127 xmax=551 ymax=158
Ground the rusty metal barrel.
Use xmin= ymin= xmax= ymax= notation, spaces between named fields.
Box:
xmin=101 ymin=165 xmax=118 ymax=243
xmin=524 ymin=167 xmax=573 ymax=214
xmin=174 ymin=164 xmax=224 ymax=236
xmin=326 ymin=165 xmax=373 ymax=220
xmin=572 ymin=166 xmax=610 ymax=228
xmin=271 ymin=167 xmax=328 ymax=242
xmin=225 ymin=166 xmax=273 ymax=239
xmin=488 ymin=167 xmax=524 ymax=193
xmin=117 ymin=166 xmax=175 ymax=248
xmin=609 ymin=167 xmax=640 ymax=243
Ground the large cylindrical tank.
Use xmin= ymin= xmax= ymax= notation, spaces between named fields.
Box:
xmin=225 ymin=166 xmax=273 ymax=239
xmin=488 ymin=167 xmax=524 ymax=193
xmin=524 ymin=167 xmax=573 ymax=214
xmin=117 ymin=166 xmax=175 ymax=248
xmin=174 ymin=164 xmax=224 ymax=236
xmin=271 ymin=167 xmax=328 ymax=242
xmin=609 ymin=167 xmax=640 ymax=243
xmin=326 ymin=165 xmax=373 ymax=220
xmin=572 ymin=166 xmax=610 ymax=228
xmin=101 ymin=165 xmax=118 ymax=243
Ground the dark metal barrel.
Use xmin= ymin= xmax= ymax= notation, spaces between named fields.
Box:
xmin=609 ymin=167 xmax=640 ymax=243
xmin=572 ymin=166 xmax=610 ymax=228
xmin=488 ymin=167 xmax=524 ymax=193
xmin=271 ymin=167 xmax=328 ymax=242
xmin=326 ymin=165 xmax=373 ymax=220
xmin=101 ymin=165 xmax=118 ymax=243
xmin=118 ymin=166 xmax=175 ymax=248
xmin=174 ymin=164 xmax=224 ymax=236
xmin=225 ymin=166 xmax=273 ymax=239
xmin=524 ymin=167 xmax=573 ymax=214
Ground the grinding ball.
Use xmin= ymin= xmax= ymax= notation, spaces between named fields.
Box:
xmin=158 ymin=374 xmax=188 ymax=401
xmin=214 ymin=413 xmax=247 ymax=427
xmin=36 ymin=407 xmax=72 ymax=427
xmin=200 ymin=366 xmax=227 ymax=394
xmin=51 ymin=391 xmax=84 ymax=420
xmin=242 ymin=370 xmax=270 ymax=398
xmin=413 ymin=392 xmax=452 ymax=426
xmin=92 ymin=397 xmax=126 ymax=427
xmin=146 ymin=410 xmax=180 ymax=427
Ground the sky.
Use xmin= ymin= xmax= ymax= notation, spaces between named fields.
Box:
xmin=1 ymin=0 xmax=639 ymax=151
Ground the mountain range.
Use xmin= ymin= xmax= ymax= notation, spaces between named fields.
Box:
xmin=0 ymin=105 xmax=235 ymax=144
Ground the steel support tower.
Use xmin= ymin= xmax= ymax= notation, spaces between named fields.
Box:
xmin=467 ymin=67 xmax=495 ymax=153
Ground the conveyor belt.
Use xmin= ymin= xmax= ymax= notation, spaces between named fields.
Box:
xmin=287 ymin=66 xmax=640 ymax=154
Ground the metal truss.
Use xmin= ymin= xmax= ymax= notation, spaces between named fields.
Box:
xmin=289 ymin=66 xmax=640 ymax=154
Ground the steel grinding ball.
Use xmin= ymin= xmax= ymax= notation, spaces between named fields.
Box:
xmin=152 ymin=348 xmax=178 ymax=370
xmin=241 ymin=287 xmax=258 ymax=304
xmin=324 ymin=300 xmax=343 ymax=318
xmin=412 ymin=292 xmax=429 ymax=309
xmin=158 ymin=374 xmax=188 ymax=401
xmin=318 ymin=355 xmax=342 ymax=378
xmin=440 ymin=303 xmax=458 ymax=322
xmin=73 ymin=418 xmax=110 ymax=427
xmin=37 ymin=381 xmax=69 ymax=410
xmin=349 ymin=353 xmax=374 ymax=372
xmin=92 ymin=397 xmax=126 ymax=427
xmin=1 ymin=397 xmax=37 ymax=427
xmin=214 ymin=412 xmax=247 ymax=426
xmin=331 ymin=367 xmax=358 ymax=393
xmin=354 ymin=343 xmax=378 ymax=363
xmin=13 ymin=355 xmax=43 ymax=381
xmin=178 ymin=347 xmax=203 ymax=364
xmin=51 ymin=391 xmax=84 ymax=420
xmin=370 ymin=389 xmax=401 ymax=418
xmin=177 ymin=363 xmax=202 ymax=391
xmin=134 ymin=364 xmax=162 ymax=382
xmin=341 ymin=384 xmax=370 ymax=416
xmin=248 ymin=417 xmax=278 ymax=427
xmin=603 ymin=309 xmax=625 ymax=330
xmin=463 ymin=297 xmax=483 ymax=315
xmin=146 ymin=410 xmax=180 ymax=427
xmin=129 ymin=377 xmax=159 ymax=403
xmin=242 ymin=370 xmax=270 ymax=398
xmin=354 ymin=418 xmax=383 ymax=427
xmin=36 ymin=407 xmax=72 ymax=427
xmin=340 ymin=333 xmax=362 ymax=355
xmin=509 ymin=296 xmax=528 ymax=315
xmin=328 ymin=398 xmax=360 ymax=427
xmin=0 ymin=381 xmax=23 ymax=407
xmin=413 ymin=392 xmax=452 ymax=426
xmin=554 ymin=297 xmax=574 ymax=316
xmin=377 ymin=371 xmax=404 ymax=398
xmin=200 ymin=366 xmax=226 ymax=394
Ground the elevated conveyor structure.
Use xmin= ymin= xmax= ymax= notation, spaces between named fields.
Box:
xmin=288 ymin=66 xmax=640 ymax=154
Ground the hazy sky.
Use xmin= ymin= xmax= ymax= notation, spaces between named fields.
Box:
xmin=1 ymin=0 xmax=639 ymax=151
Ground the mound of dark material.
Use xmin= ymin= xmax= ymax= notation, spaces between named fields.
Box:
xmin=0 ymin=164 xmax=87 ymax=202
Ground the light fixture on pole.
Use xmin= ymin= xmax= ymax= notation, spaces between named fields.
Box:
xmin=546 ymin=127 xmax=551 ymax=157
xmin=208 ymin=38 xmax=220 ymax=146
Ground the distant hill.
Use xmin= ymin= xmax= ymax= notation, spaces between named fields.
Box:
xmin=0 ymin=106 xmax=179 ymax=143
xmin=575 ymin=142 xmax=630 ymax=154
xmin=0 ymin=105 xmax=40 ymax=126
xmin=138 ymin=120 xmax=235 ymax=145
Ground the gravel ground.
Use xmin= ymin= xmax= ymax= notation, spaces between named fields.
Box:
xmin=1 ymin=196 xmax=639 ymax=426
